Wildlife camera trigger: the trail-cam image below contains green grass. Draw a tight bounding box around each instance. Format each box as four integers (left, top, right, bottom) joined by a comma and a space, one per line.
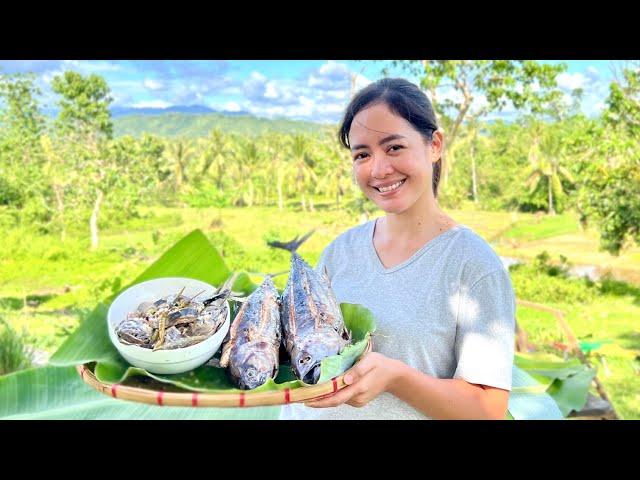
2, 205, 639, 418
503, 212, 581, 242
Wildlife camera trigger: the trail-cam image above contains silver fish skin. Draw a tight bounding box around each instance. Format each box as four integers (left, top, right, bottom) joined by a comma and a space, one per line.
219, 276, 282, 390
270, 233, 351, 385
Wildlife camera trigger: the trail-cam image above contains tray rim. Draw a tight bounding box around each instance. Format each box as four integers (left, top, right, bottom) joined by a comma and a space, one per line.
77, 337, 372, 408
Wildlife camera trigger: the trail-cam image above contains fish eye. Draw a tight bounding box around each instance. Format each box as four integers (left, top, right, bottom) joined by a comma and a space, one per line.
300, 355, 311, 364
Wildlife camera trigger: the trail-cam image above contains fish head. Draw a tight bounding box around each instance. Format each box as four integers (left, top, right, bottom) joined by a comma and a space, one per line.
116, 319, 152, 345
228, 341, 278, 390
291, 333, 345, 384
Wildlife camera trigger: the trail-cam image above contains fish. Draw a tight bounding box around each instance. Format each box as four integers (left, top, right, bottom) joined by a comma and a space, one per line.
268, 231, 351, 385
219, 276, 282, 390
115, 276, 237, 351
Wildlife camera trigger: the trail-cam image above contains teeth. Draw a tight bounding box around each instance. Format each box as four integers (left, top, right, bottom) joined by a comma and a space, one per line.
378, 180, 404, 192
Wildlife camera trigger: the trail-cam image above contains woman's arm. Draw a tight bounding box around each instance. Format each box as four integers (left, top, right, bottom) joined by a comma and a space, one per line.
305, 352, 509, 419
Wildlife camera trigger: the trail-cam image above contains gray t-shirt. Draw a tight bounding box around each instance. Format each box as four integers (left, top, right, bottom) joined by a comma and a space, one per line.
279, 219, 516, 420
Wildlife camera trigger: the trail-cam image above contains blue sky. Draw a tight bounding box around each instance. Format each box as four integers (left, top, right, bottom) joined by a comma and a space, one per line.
0, 60, 622, 124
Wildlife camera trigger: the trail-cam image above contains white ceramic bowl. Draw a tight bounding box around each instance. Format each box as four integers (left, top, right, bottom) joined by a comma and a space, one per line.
107, 277, 230, 374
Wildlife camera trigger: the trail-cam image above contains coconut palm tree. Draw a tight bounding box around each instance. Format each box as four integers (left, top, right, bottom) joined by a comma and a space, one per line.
233, 138, 261, 207
289, 134, 317, 211
316, 130, 352, 208
163, 138, 196, 192
525, 125, 575, 215
201, 128, 230, 189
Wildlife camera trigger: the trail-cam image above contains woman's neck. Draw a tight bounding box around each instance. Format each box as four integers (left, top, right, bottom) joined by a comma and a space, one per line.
379, 192, 455, 244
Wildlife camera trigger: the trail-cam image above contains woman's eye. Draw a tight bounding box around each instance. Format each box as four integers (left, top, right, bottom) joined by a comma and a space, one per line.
389, 144, 404, 152
353, 152, 368, 161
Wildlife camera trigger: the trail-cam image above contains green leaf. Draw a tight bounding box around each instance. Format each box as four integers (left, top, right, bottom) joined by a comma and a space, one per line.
50, 229, 255, 367
508, 365, 564, 420
341, 302, 377, 341
578, 339, 613, 354
49, 230, 377, 395
546, 367, 597, 417
0, 366, 279, 420
514, 354, 585, 380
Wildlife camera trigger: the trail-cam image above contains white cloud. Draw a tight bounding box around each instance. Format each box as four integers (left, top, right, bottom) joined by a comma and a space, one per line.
557, 72, 587, 91
264, 82, 279, 99
586, 66, 600, 78
299, 96, 315, 108
316, 102, 345, 115
308, 61, 350, 89
42, 70, 65, 84
469, 93, 489, 115
62, 60, 122, 73
436, 86, 464, 104
131, 100, 172, 109
143, 78, 164, 90
352, 72, 372, 92
324, 90, 348, 100
319, 60, 348, 77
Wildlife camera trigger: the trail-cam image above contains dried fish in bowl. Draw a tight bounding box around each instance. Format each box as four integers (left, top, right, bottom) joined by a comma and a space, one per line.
115, 274, 243, 351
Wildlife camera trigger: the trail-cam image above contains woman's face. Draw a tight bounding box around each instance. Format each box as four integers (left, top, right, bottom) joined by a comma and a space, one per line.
349, 102, 441, 215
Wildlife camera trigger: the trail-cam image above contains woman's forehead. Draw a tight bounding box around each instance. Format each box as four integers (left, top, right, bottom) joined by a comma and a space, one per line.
349, 103, 414, 143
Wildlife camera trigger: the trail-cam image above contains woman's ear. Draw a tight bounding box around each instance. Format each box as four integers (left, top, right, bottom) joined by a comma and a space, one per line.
430, 129, 444, 163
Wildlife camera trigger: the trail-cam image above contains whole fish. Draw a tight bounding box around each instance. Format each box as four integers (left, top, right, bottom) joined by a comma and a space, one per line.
220, 276, 282, 390
268, 232, 351, 384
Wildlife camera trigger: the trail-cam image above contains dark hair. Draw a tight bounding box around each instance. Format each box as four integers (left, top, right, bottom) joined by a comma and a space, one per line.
338, 77, 442, 197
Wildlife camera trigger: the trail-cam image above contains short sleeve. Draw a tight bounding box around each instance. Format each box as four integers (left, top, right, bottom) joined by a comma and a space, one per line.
453, 269, 516, 391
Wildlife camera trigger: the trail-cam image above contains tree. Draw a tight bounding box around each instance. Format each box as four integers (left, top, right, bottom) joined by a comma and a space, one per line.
604, 62, 640, 137
0, 72, 44, 157
51, 71, 113, 250
200, 128, 229, 188
289, 134, 317, 211
261, 132, 290, 210
316, 128, 352, 208
576, 64, 640, 254
163, 139, 196, 192
52, 71, 113, 142
0, 73, 49, 230
394, 61, 567, 182
525, 122, 575, 215
232, 138, 261, 207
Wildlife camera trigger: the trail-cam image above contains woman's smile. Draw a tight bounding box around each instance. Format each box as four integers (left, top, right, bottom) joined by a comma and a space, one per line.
371, 178, 407, 196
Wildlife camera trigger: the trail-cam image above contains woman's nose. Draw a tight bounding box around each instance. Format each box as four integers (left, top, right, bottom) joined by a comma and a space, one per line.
370, 152, 394, 178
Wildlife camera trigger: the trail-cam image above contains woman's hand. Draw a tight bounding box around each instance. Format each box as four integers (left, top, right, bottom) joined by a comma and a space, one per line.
304, 352, 405, 408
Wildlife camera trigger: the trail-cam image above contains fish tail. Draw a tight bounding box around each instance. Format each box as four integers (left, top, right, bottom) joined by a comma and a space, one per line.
267, 230, 315, 253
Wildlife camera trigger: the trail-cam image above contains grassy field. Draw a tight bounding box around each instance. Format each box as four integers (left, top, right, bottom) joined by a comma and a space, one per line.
1, 205, 639, 418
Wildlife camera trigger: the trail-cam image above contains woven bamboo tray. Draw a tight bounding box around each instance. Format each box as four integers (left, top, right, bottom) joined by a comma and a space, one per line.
77, 338, 372, 408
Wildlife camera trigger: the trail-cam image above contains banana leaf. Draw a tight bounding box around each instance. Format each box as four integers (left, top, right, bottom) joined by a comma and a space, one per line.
8, 228, 578, 419
49, 229, 375, 394
546, 367, 597, 417
0, 365, 279, 420
514, 353, 597, 418
508, 365, 564, 419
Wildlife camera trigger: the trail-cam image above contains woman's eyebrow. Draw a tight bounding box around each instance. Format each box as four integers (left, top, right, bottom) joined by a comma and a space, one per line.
351, 134, 407, 151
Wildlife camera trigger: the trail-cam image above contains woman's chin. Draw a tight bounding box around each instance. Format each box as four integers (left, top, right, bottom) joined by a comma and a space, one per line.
371, 198, 411, 215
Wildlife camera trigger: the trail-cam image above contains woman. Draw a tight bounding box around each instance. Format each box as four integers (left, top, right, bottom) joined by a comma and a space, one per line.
281, 78, 515, 420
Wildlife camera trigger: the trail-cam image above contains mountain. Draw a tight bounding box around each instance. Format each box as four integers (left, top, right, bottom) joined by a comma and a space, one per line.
110, 105, 230, 117
39, 104, 329, 137
41, 104, 249, 118
112, 112, 328, 137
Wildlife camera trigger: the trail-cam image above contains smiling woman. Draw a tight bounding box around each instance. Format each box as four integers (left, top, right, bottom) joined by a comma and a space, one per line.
280, 78, 516, 420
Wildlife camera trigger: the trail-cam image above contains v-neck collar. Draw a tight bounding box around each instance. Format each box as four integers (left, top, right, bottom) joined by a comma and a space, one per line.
367, 217, 464, 274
